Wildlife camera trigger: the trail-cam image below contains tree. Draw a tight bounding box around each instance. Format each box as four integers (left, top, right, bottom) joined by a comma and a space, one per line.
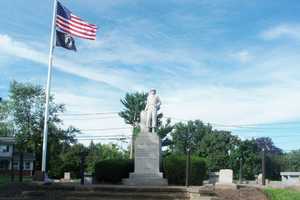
119, 92, 147, 158
119, 92, 148, 127
0, 98, 15, 136
282, 150, 300, 171
85, 142, 129, 174
199, 130, 239, 172
255, 137, 282, 155
171, 120, 210, 155
170, 120, 240, 172
57, 144, 88, 178
230, 139, 261, 180
157, 118, 173, 150
0, 81, 78, 176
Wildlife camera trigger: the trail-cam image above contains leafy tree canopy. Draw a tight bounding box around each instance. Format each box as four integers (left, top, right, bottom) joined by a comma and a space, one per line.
0, 81, 78, 172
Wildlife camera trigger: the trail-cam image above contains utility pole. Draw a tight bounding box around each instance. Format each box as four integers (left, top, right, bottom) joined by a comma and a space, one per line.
185, 124, 192, 187
262, 148, 266, 186
80, 152, 85, 185
239, 157, 242, 184
185, 147, 190, 187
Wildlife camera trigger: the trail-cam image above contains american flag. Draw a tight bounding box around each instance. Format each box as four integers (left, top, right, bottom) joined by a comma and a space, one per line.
56, 1, 97, 40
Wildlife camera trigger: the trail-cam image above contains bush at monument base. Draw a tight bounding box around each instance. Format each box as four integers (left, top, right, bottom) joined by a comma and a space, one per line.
163, 155, 208, 185
95, 159, 134, 184
94, 156, 207, 185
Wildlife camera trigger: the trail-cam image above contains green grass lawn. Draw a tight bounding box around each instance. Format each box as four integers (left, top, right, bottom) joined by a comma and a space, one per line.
0, 175, 10, 185
0, 175, 32, 186
264, 188, 300, 200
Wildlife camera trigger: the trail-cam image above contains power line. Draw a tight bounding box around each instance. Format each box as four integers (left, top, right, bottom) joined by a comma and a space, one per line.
76, 134, 130, 138
59, 111, 119, 116
58, 112, 299, 130
63, 116, 120, 121
80, 127, 130, 132
77, 137, 129, 141
164, 116, 300, 130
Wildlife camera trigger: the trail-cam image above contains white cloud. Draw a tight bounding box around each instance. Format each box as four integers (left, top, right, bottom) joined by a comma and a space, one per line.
0, 34, 139, 91
2, 26, 300, 141
163, 84, 300, 126
261, 24, 300, 40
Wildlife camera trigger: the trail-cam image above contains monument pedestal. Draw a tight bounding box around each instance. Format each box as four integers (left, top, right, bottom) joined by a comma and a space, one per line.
123, 130, 167, 186
215, 169, 237, 189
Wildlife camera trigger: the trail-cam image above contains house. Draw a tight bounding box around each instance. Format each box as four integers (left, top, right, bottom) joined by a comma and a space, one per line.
0, 137, 35, 176
280, 172, 300, 185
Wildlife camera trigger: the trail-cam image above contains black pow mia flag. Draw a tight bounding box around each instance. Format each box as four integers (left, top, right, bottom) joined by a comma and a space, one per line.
56, 30, 77, 51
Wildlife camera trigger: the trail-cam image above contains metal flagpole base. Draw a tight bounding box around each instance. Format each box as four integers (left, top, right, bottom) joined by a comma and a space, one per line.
43, 172, 52, 185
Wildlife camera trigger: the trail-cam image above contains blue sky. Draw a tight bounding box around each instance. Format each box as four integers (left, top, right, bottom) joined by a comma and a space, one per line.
0, 0, 300, 151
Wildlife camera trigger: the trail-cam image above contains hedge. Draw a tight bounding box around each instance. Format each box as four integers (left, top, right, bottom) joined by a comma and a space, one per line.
94, 159, 134, 184
94, 155, 207, 185
163, 154, 207, 185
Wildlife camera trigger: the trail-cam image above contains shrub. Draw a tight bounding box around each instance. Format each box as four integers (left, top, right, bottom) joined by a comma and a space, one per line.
164, 154, 207, 185
94, 159, 133, 184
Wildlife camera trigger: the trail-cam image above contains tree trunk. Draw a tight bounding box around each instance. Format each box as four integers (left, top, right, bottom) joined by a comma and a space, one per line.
19, 152, 23, 182
10, 144, 15, 182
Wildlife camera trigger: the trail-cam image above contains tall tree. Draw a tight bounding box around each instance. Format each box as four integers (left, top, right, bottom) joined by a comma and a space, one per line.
119, 92, 148, 127
171, 120, 212, 155
85, 142, 129, 174
282, 150, 300, 171
0, 81, 78, 174
255, 137, 282, 155
171, 120, 240, 172
0, 98, 14, 136
119, 92, 148, 158
230, 139, 261, 180
199, 130, 239, 171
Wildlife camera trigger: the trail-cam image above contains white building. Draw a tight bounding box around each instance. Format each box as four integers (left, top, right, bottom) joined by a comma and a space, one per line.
280, 172, 300, 185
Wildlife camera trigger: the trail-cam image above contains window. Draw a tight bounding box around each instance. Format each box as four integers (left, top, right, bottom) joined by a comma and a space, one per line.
25, 161, 31, 170
0, 160, 9, 170
13, 161, 18, 170
0, 145, 9, 153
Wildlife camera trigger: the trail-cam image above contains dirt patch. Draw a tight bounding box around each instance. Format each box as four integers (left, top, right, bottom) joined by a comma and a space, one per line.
215, 187, 269, 200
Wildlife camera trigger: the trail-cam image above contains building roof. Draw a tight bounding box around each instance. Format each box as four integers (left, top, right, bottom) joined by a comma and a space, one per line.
0, 137, 15, 144
281, 172, 300, 176
13, 153, 35, 161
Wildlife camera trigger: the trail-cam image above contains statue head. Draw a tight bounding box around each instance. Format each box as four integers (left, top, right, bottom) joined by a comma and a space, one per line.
149, 88, 156, 95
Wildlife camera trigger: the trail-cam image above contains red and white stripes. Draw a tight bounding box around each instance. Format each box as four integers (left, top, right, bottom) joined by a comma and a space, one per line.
56, 14, 97, 40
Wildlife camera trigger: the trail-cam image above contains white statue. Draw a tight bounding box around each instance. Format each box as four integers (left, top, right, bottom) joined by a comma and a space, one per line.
144, 89, 161, 132
139, 110, 148, 133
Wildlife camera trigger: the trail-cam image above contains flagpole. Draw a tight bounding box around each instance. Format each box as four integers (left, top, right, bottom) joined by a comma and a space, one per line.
41, 0, 57, 180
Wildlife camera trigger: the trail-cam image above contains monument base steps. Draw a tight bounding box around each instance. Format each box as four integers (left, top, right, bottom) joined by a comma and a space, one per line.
215, 183, 237, 189
123, 173, 167, 186
2, 184, 192, 200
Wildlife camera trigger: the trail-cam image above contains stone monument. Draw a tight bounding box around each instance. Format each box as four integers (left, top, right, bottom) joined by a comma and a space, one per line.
216, 169, 236, 189
123, 89, 167, 186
